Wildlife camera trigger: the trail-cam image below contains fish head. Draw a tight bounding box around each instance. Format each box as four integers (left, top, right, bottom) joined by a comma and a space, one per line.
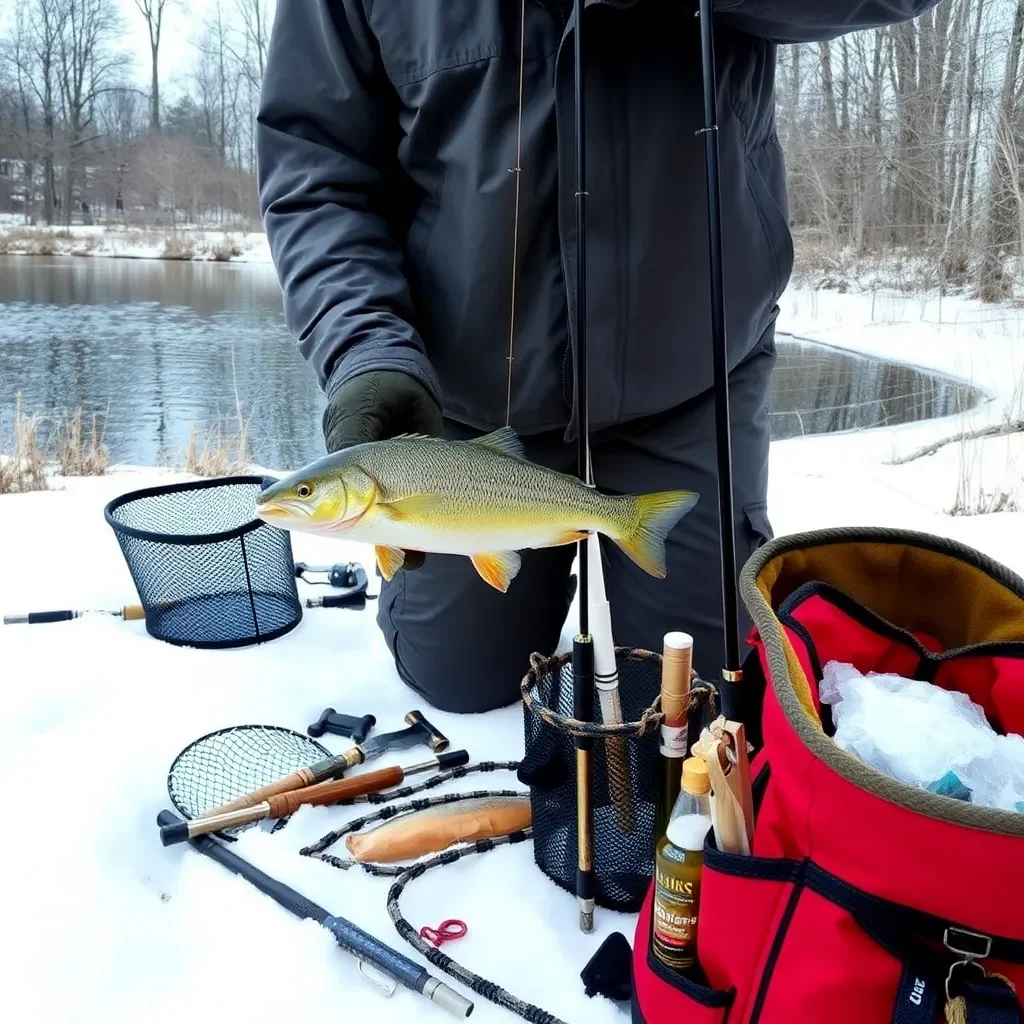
255, 452, 377, 533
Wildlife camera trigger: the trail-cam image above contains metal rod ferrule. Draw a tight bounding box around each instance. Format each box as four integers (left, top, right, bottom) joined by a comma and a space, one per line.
423, 978, 475, 1019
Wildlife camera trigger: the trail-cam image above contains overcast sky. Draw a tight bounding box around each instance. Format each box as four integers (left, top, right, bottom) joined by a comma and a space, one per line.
113, 0, 278, 95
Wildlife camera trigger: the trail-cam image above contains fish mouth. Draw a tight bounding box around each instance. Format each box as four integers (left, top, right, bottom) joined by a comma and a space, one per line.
255, 497, 316, 520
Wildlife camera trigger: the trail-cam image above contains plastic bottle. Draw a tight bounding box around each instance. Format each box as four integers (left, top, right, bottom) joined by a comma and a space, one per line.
651, 755, 712, 974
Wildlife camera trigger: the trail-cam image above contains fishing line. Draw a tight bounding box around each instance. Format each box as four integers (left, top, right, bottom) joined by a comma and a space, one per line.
505, 0, 528, 429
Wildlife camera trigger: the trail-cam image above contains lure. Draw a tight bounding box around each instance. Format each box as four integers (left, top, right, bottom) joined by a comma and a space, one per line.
344, 793, 532, 864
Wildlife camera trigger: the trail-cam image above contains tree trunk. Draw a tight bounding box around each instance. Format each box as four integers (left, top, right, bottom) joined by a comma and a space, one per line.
151, 40, 160, 131
978, 0, 1024, 298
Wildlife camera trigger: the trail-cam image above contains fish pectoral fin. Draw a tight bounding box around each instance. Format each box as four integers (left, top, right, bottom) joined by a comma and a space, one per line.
375, 545, 406, 580
377, 493, 441, 520
468, 425, 526, 459
470, 551, 522, 593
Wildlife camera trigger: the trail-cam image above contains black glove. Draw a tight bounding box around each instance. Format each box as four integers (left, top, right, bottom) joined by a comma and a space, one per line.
322, 370, 443, 571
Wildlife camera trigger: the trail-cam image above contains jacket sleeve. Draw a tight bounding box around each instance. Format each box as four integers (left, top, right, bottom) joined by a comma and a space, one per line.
255, 0, 441, 406
712, 0, 941, 44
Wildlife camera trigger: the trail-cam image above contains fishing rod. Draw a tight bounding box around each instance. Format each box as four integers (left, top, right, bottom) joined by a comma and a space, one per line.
697, 0, 742, 688
156, 809, 474, 1018
571, 0, 596, 935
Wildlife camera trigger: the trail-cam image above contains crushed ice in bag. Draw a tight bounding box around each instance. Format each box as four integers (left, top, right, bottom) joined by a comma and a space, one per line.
819, 661, 1024, 812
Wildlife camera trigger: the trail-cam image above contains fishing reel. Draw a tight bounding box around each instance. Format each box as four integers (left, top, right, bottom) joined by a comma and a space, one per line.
294, 561, 373, 609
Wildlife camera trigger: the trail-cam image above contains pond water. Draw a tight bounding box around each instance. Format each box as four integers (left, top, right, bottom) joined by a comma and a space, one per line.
0, 256, 984, 471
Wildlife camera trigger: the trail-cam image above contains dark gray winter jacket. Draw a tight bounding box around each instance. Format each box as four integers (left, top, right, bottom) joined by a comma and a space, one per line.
256, 0, 938, 436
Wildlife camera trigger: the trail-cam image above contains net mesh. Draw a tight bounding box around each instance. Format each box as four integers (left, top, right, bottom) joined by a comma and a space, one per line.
167, 724, 330, 824
520, 649, 662, 913
105, 478, 302, 648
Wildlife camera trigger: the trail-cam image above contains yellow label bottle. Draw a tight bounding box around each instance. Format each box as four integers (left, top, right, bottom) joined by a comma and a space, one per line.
651, 756, 712, 974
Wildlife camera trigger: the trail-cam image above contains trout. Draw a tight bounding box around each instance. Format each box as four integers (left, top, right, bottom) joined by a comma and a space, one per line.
255, 427, 698, 593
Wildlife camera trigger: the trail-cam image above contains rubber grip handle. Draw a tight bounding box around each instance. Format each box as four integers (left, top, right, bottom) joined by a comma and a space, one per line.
203, 766, 317, 816
156, 810, 331, 923
266, 765, 404, 817
437, 750, 471, 770
28, 610, 75, 623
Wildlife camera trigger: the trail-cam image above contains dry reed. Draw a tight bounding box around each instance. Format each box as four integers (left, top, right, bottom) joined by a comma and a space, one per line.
0, 393, 49, 494
183, 411, 250, 477
56, 407, 110, 476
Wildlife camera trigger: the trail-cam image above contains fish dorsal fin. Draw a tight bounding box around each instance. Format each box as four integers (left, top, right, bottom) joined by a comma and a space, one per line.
469, 426, 526, 459
388, 432, 438, 443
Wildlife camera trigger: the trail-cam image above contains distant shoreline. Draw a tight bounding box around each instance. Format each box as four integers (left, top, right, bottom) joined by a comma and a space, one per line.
0, 224, 273, 265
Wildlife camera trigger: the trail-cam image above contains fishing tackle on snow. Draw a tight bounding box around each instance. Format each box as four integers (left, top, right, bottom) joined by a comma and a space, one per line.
255, 427, 697, 593
307, 708, 376, 742
159, 750, 471, 846
156, 809, 474, 1018
295, 559, 373, 609
196, 710, 452, 818
166, 723, 333, 834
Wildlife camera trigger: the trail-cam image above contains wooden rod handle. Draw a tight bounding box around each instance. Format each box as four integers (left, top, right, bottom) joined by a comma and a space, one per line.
267, 765, 405, 818
205, 767, 317, 816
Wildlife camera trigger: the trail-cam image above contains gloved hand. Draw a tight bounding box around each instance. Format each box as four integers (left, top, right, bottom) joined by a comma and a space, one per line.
322, 369, 444, 571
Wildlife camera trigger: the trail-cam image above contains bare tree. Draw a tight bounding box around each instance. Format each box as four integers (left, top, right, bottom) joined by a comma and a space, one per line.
14, 0, 68, 224
978, 0, 1024, 299
55, 0, 130, 225
133, 0, 178, 133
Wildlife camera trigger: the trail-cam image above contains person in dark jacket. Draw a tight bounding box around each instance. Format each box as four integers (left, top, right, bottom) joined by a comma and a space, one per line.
256, 0, 939, 714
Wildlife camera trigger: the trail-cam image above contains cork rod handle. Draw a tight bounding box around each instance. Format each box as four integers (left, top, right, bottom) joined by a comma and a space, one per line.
266, 765, 405, 818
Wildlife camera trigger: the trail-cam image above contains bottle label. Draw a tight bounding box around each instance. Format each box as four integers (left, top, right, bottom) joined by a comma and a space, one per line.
651, 856, 701, 971
659, 723, 687, 759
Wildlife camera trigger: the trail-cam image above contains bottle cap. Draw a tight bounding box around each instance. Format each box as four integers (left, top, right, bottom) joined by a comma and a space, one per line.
681, 756, 711, 795
663, 631, 693, 651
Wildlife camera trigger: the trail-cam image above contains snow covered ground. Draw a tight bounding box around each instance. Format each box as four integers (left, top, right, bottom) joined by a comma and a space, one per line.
0, 223, 271, 263
2, 282, 1024, 1023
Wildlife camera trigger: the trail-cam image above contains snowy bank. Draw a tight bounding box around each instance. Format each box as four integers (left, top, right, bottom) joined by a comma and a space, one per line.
0, 224, 272, 264
4, 428, 1024, 1023
3, 287, 1024, 1023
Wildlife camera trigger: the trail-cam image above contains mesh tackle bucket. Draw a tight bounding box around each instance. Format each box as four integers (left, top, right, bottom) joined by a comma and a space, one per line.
104, 475, 302, 649
519, 646, 717, 914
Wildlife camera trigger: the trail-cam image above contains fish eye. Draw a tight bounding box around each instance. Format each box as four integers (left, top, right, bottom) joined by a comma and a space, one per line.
296, 482, 314, 498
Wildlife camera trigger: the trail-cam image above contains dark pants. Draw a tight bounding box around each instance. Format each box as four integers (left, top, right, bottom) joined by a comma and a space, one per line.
376, 329, 776, 713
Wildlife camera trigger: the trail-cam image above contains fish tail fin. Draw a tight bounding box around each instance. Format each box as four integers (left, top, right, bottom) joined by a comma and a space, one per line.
611, 489, 699, 578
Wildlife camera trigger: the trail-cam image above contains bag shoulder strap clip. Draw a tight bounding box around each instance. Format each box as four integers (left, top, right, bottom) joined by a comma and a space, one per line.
945, 927, 994, 1003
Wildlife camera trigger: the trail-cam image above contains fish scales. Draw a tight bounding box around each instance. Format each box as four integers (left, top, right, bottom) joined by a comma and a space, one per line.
255, 427, 699, 591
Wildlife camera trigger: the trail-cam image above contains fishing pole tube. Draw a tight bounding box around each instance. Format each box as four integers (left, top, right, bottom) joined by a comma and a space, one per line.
697, 0, 742, 682
156, 810, 473, 1018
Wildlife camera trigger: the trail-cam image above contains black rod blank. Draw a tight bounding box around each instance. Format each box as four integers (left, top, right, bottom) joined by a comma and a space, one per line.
697, 0, 741, 678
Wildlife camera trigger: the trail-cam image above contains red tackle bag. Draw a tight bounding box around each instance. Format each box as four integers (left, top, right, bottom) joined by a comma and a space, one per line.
632, 527, 1024, 1024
